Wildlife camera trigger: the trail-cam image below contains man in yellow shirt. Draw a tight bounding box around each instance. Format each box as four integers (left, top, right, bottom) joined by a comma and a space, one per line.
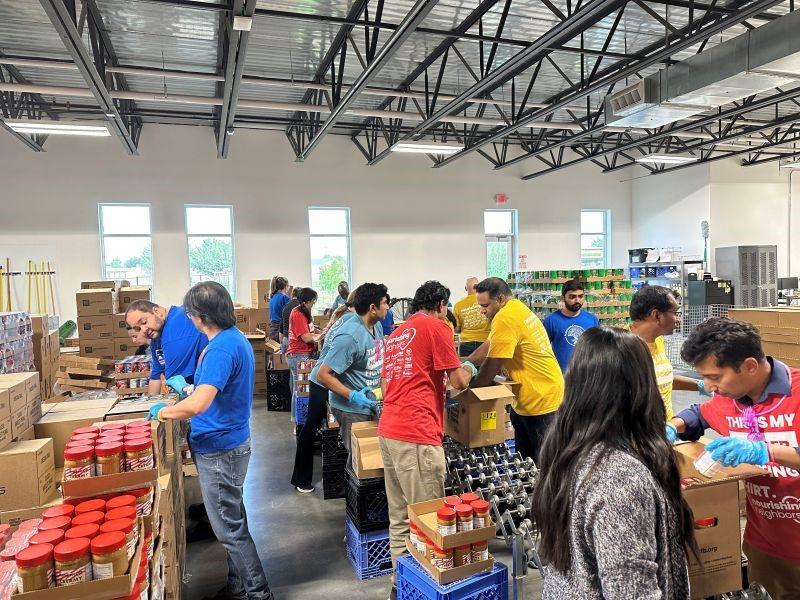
453, 277, 492, 358
467, 277, 564, 464
629, 285, 710, 419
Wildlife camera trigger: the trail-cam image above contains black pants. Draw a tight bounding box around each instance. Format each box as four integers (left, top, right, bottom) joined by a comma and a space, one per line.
510, 409, 556, 466
290, 381, 328, 488
458, 340, 483, 358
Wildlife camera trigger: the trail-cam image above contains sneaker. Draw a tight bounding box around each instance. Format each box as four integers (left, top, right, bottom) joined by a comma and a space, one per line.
295, 484, 315, 494
387, 585, 397, 600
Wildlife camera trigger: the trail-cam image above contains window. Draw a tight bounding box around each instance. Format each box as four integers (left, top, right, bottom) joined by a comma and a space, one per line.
580, 209, 611, 268
98, 204, 153, 286
185, 205, 235, 294
308, 207, 351, 309
484, 209, 517, 278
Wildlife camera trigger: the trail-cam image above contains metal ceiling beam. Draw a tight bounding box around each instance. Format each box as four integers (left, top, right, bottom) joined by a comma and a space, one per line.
215, 0, 256, 158
365, 0, 628, 166
295, 0, 438, 161
0, 56, 60, 152
37, 0, 137, 154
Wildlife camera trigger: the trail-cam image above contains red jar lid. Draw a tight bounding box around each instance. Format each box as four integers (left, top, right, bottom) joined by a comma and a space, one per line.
455, 504, 473, 517
15, 543, 53, 568
73, 426, 100, 436
100, 422, 126, 431
72, 511, 105, 527
17, 519, 42, 531
124, 431, 152, 442
97, 435, 124, 445
124, 438, 153, 452
70, 433, 98, 442
125, 420, 149, 430
65, 524, 100, 541
91, 531, 126, 554
54, 538, 91, 562
443, 496, 462, 508
75, 499, 106, 515
129, 487, 152, 500
42, 504, 75, 520
100, 518, 134, 535
0, 540, 28, 560
472, 539, 488, 548
457, 544, 472, 550
695, 517, 717, 528
106, 495, 136, 511
105, 507, 136, 522
64, 445, 94, 461
460, 492, 479, 504
436, 507, 456, 520
95, 442, 124, 457
30, 529, 64, 546
470, 499, 490, 513
39, 516, 72, 532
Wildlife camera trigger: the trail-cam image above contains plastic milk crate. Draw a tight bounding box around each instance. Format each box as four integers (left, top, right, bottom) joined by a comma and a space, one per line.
322, 428, 348, 465
323, 460, 347, 500
345, 515, 393, 580
396, 555, 508, 600
345, 467, 389, 533
294, 395, 309, 425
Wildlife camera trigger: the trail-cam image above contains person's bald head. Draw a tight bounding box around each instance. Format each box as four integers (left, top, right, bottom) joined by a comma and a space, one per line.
466, 277, 479, 294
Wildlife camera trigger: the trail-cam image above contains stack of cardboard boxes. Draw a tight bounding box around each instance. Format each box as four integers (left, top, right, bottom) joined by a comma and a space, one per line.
730, 307, 800, 367
29, 314, 60, 401
250, 279, 271, 309
76, 283, 151, 360
55, 355, 115, 393
0, 311, 34, 375
247, 335, 268, 395
234, 307, 270, 335
0, 371, 42, 446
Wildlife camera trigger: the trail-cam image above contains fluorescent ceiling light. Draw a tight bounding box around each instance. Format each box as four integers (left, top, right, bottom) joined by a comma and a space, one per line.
779, 159, 800, 169
635, 153, 700, 165
3, 120, 111, 137
391, 142, 464, 155
233, 16, 252, 31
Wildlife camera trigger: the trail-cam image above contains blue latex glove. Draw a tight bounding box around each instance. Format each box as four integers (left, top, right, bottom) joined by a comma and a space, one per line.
349, 387, 378, 413
147, 402, 168, 422
706, 436, 769, 467
461, 361, 478, 379
665, 423, 678, 444
165, 375, 190, 399
697, 380, 713, 397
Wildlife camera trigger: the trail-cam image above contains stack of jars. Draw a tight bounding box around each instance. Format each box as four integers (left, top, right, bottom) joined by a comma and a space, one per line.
63, 421, 155, 481
0, 491, 155, 593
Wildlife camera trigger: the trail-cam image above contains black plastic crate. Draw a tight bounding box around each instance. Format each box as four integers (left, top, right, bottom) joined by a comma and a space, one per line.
322, 428, 348, 466
345, 467, 389, 533
266, 370, 291, 412
322, 461, 347, 500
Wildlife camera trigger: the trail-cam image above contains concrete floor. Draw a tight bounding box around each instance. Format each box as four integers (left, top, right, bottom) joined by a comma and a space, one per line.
185, 389, 704, 600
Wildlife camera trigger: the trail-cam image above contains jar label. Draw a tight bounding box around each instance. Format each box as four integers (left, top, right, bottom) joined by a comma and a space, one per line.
455, 551, 472, 567
457, 520, 473, 532
56, 562, 92, 586
64, 464, 94, 480
136, 496, 153, 516
126, 453, 154, 472
409, 532, 418, 547
16, 568, 55, 592
472, 548, 489, 562
92, 560, 116, 580
433, 556, 453, 570
474, 517, 485, 528
437, 524, 456, 536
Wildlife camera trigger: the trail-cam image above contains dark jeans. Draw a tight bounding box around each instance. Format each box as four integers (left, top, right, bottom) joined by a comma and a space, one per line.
458, 341, 483, 358
510, 409, 556, 466
194, 441, 273, 600
291, 381, 329, 488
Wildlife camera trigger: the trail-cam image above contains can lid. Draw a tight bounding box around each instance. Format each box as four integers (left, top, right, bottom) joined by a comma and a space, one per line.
65, 524, 100, 540
73, 426, 100, 436
695, 517, 717, 528
124, 438, 153, 452
91, 531, 126, 554
17, 518, 42, 531
41, 504, 75, 520
95, 442, 124, 457
54, 538, 91, 561
64, 445, 94, 460
443, 495, 462, 508
15, 543, 53, 568
29, 529, 65, 546
100, 518, 134, 535
460, 492, 479, 503
455, 504, 473, 517
75, 499, 106, 515
436, 507, 456, 520
106, 495, 136, 510
106, 506, 137, 522
72, 511, 105, 527
470, 499, 490, 513
39, 516, 72, 532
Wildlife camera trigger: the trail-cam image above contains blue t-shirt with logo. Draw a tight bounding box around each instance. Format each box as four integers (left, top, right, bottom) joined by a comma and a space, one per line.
269, 292, 290, 324
310, 312, 358, 386
149, 306, 208, 384
190, 327, 254, 454
543, 309, 600, 373
323, 317, 385, 416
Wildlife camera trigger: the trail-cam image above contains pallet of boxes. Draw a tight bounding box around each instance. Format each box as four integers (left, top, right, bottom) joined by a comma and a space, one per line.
730, 307, 800, 368
233, 305, 270, 398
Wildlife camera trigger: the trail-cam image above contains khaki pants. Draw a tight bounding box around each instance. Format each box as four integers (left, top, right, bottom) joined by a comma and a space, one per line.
379, 436, 446, 584
744, 540, 800, 600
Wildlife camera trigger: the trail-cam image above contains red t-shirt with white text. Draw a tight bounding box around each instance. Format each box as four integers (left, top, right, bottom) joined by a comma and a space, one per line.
378, 313, 462, 446
700, 365, 800, 563
287, 307, 315, 355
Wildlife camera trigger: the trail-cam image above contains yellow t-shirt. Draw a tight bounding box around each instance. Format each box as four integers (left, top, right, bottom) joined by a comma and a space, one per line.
648, 336, 674, 419
487, 299, 564, 416
453, 294, 492, 343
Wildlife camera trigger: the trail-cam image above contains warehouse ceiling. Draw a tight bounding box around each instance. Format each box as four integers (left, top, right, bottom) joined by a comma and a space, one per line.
1, 0, 800, 177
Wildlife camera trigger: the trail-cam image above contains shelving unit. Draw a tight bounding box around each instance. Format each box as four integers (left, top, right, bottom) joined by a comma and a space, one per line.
628, 260, 705, 304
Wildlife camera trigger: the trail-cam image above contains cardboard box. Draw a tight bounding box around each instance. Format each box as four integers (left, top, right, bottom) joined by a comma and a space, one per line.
0, 377, 26, 414
762, 341, 800, 360
234, 308, 250, 333
408, 497, 494, 551
0, 439, 56, 511
76, 289, 116, 316
111, 313, 131, 339
0, 418, 11, 452
250, 308, 270, 334
0, 390, 9, 420
10, 406, 29, 439
118, 287, 151, 313
405, 538, 493, 585
264, 338, 281, 354
29, 314, 50, 337
313, 315, 329, 329
34, 406, 112, 466
81, 280, 116, 290
251, 280, 271, 309
79, 338, 115, 360
0, 496, 61, 528
114, 340, 137, 359
27, 399, 42, 427
269, 353, 289, 371
77, 314, 115, 339
674, 442, 765, 598
350, 421, 383, 479
445, 385, 515, 448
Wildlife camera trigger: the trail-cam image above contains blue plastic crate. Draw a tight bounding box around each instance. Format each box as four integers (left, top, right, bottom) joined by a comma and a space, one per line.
396, 554, 508, 600
505, 439, 515, 455
345, 515, 393, 580
294, 395, 309, 425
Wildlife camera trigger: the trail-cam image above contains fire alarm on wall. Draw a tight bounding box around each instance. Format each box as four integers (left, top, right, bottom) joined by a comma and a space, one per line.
494, 193, 508, 207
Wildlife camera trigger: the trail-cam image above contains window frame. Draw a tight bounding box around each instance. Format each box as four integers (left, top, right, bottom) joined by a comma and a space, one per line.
484, 208, 518, 278
308, 207, 352, 305
98, 202, 154, 287
580, 209, 611, 269
184, 204, 237, 296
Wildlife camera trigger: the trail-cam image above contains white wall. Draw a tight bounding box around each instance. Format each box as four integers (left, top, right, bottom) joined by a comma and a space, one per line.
0, 125, 633, 322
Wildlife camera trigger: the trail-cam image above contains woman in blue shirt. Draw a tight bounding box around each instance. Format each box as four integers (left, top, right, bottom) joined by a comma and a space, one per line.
149, 282, 273, 600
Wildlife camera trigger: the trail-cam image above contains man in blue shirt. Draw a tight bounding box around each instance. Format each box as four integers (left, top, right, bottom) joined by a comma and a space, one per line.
125, 300, 208, 396
316, 283, 389, 454
327, 280, 349, 315
149, 282, 273, 600
543, 279, 600, 373
268, 276, 290, 341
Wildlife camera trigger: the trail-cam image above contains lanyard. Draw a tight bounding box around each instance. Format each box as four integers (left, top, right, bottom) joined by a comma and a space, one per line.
731, 362, 792, 441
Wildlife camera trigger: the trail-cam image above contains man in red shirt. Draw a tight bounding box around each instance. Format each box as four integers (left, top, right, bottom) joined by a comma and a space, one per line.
669, 317, 800, 599
378, 281, 474, 594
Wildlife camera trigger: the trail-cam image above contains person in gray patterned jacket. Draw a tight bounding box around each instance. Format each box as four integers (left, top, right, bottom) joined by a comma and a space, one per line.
533, 326, 697, 599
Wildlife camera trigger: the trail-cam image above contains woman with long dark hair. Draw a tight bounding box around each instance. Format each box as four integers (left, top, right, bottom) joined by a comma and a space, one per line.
533, 326, 696, 599
286, 287, 321, 424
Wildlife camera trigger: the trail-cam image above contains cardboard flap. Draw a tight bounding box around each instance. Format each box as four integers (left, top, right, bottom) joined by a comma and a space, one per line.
675, 442, 766, 489
455, 384, 515, 402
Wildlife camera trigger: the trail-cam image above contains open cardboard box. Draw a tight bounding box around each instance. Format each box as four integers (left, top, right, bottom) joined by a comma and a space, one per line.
350, 421, 383, 479
405, 537, 493, 586
408, 498, 494, 551
446, 384, 515, 448
674, 441, 765, 599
